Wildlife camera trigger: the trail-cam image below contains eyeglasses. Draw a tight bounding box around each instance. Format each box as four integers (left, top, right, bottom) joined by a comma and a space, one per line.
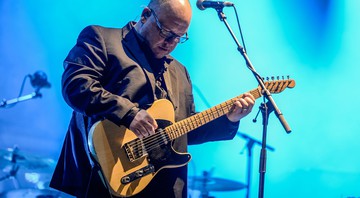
150, 9, 189, 44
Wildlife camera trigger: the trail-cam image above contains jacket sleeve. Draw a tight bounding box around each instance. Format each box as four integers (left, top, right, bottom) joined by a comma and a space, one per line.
61, 25, 137, 126
187, 115, 240, 145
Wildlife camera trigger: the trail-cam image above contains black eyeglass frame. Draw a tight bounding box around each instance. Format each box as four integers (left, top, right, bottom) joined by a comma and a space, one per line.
149, 8, 189, 44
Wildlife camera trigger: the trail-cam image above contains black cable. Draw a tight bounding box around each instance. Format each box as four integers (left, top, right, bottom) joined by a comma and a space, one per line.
1, 75, 30, 108
232, 6, 247, 53
18, 75, 30, 97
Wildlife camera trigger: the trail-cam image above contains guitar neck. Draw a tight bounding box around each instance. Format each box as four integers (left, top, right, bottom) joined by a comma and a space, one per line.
164, 78, 296, 140
165, 87, 262, 140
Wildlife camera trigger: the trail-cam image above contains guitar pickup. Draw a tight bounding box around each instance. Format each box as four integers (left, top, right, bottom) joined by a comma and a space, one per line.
121, 164, 155, 184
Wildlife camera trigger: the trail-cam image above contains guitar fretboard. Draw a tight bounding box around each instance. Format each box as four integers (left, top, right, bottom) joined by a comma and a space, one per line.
165, 88, 262, 140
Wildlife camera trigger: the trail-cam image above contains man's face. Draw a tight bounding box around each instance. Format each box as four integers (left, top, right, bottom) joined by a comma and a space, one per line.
138, 6, 191, 59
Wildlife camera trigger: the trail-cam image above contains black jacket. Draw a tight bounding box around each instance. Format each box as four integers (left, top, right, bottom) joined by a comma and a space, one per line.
50, 23, 239, 198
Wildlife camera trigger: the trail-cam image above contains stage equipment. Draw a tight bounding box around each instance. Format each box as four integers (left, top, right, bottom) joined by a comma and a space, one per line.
197, 3, 295, 198
0, 147, 72, 197
0, 70, 51, 108
188, 170, 246, 198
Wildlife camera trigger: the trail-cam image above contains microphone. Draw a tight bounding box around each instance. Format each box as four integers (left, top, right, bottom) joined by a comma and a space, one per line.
196, 0, 234, 11
29, 71, 51, 91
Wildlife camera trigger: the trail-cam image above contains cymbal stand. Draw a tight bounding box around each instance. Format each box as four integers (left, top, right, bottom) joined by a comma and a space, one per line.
238, 132, 275, 198
0, 148, 21, 189
0, 163, 20, 186
199, 171, 215, 198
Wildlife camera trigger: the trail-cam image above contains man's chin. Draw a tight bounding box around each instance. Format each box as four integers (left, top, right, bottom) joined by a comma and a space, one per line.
154, 52, 167, 59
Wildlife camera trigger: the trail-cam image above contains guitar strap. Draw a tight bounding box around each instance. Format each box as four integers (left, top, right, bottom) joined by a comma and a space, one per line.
87, 154, 117, 198
155, 72, 168, 100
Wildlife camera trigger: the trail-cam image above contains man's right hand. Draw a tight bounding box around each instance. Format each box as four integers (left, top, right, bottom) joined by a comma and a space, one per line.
129, 110, 158, 139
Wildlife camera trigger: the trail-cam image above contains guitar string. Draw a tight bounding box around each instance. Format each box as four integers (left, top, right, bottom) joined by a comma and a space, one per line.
126, 91, 263, 156
125, 86, 270, 157
127, 97, 245, 154
126, 105, 232, 157
134, 86, 264, 152
127, 108, 225, 157
127, 103, 231, 149
126, 84, 289, 158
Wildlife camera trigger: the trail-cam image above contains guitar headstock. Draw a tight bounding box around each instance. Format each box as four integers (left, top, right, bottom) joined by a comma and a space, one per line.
262, 76, 295, 94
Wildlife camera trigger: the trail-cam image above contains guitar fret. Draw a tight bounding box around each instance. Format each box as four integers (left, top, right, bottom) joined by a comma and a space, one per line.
181, 121, 187, 136
202, 111, 207, 122
189, 116, 196, 130
175, 122, 181, 138
251, 89, 260, 99
168, 126, 175, 140
187, 120, 193, 131
178, 121, 186, 137
218, 103, 224, 115
179, 122, 184, 137
205, 110, 211, 122
195, 113, 201, 126
213, 106, 217, 118
192, 114, 198, 126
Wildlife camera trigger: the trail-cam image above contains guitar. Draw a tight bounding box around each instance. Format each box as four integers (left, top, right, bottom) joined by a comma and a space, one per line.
88, 79, 295, 197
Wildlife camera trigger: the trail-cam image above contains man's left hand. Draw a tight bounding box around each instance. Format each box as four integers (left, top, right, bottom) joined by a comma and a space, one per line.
226, 92, 255, 122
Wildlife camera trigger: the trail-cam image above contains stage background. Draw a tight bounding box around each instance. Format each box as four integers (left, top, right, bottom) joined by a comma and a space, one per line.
1, 0, 359, 197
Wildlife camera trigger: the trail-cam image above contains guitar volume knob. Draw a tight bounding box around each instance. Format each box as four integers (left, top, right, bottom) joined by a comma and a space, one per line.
121, 176, 131, 184
135, 170, 144, 177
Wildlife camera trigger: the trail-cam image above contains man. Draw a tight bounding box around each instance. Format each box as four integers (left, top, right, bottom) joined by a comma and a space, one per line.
50, 0, 255, 197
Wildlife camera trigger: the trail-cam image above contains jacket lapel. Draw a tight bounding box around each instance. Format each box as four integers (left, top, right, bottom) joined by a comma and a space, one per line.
163, 59, 178, 110
121, 23, 156, 100
121, 22, 177, 109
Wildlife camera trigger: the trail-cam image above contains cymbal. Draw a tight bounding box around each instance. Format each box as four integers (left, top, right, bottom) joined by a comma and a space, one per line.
188, 176, 246, 192
0, 147, 55, 170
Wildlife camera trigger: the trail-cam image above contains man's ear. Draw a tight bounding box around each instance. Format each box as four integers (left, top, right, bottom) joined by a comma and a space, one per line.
141, 8, 151, 23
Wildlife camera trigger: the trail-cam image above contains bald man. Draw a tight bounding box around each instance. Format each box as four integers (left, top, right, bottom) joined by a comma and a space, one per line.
50, 0, 254, 197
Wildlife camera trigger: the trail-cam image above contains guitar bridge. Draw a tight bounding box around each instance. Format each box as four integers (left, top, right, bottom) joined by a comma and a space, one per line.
124, 139, 147, 162
121, 164, 155, 184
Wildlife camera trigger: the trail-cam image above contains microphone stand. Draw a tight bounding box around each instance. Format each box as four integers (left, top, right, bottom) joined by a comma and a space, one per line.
213, 7, 292, 198
0, 90, 42, 108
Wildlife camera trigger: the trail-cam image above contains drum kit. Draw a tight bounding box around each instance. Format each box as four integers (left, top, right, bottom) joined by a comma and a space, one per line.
188, 170, 247, 198
0, 146, 73, 198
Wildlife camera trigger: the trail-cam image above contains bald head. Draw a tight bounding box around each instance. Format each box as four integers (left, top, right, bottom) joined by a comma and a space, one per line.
134, 0, 192, 58
148, 0, 192, 26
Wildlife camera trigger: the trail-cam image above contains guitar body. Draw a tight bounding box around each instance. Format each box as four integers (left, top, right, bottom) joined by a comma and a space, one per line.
88, 99, 191, 197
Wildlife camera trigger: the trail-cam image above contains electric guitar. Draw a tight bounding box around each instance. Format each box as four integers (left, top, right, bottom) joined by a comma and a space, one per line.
88, 78, 295, 197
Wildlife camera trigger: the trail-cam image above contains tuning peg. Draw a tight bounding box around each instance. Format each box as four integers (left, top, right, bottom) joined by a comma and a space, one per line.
287, 75, 290, 79
266, 77, 269, 81
271, 76, 275, 80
